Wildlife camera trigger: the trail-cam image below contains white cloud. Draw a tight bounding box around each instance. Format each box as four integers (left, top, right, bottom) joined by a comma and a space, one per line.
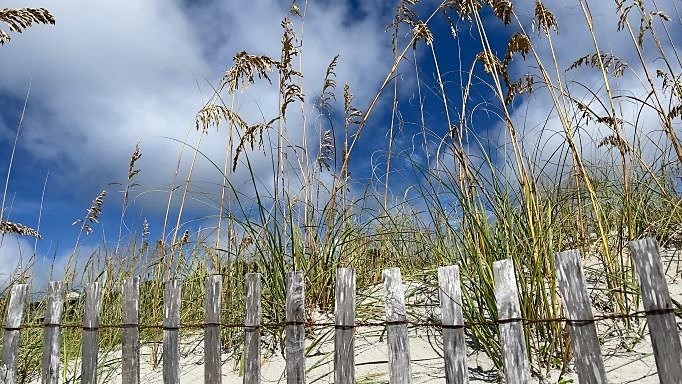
0, 0, 395, 224
0, 235, 35, 287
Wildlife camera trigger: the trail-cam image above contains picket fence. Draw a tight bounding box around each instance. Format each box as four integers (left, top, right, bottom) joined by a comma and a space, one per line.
0, 237, 681, 384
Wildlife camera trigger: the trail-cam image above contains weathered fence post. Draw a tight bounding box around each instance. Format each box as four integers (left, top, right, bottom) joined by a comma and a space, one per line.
334, 268, 355, 384
493, 259, 530, 384
122, 277, 140, 384
285, 271, 305, 384
629, 238, 682, 382
81, 282, 102, 384
204, 275, 222, 384
383, 267, 411, 384
438, 266, 468, 384
41, 281, 64, 384
554, 250, 607, 384
163, 279, 181, 384
1, 283, 28, 384
243, 273, 261, 384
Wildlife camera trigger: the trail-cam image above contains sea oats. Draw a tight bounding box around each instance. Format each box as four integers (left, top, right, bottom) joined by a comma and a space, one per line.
317, 55, 339, 112
598, 134, 630, 154
318, 129, 335, 172
343, 84, 362, 128
412, 22, 434, 48
568, 52, 628, 78
533, 1, 558, 35
73, 190, 107, 235
195, 104, 249, 134
278, 18, 304, 118
0, 7, 55, 45
490, 0, 513, 25
442, 0, 482, 20
222, 51, 278, 94
127, 144, 142, 181
0, 220, 41, 238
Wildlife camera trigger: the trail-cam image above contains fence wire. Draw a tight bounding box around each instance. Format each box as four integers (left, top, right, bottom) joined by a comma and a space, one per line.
7, 307, 681, 332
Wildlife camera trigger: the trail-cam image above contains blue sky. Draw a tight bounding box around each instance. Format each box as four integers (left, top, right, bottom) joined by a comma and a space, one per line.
1, 0, 680, 284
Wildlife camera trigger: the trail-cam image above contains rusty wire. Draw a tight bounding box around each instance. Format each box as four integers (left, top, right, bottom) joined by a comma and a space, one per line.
7, 307, 680, 332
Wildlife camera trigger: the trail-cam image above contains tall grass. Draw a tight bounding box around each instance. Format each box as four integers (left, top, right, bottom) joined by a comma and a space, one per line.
1, 0, 682, 382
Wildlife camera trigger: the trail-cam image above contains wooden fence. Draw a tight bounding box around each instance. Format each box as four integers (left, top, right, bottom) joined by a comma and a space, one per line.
1, 237, 681, 384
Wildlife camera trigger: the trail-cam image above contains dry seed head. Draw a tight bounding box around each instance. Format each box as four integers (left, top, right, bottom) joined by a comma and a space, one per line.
390, 0, 420, 31
0, 220, 41, 239
490, 0, 513, 25
87, 190, 107, 224
289, 1, 302, 17
233, 117, 279, 171
475, 51, 503, 74
343, 84, 362, 127
195, 104, 248, 134
0, 7, 55, 45
505, 33, 531, 62
279, 18, 300, 79
278, 18, 304, 118
505, 75, 534, 105
179, 230, 190, 245
73, 190, 107, 235
568, 52, 627, 78
239, 235, 253, 249
343, 84, 353, 114
223, 51, 278, 93
127, 143, 142, 181
596, 115, 624, 131
142, 218, 150, 239
533, 1, 558, 34
656, 70, 682, 97
318, 129, 335, 171
442, 0, 482, 20
318, 55, 339, 112
412, 22, 434, 48
598, 135, 630, 154
669, 104, 682, 121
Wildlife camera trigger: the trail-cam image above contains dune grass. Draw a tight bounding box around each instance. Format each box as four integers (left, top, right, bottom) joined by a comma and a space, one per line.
1, 0, 682, 382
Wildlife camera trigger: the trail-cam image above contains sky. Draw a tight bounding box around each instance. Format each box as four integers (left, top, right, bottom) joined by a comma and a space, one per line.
0, 0, 680, 285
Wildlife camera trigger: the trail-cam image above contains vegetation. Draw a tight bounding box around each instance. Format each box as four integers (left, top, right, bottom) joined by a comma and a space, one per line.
1, 0, 681, 382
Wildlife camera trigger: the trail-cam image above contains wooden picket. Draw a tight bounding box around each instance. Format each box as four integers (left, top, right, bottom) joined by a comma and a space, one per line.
41, 281, 64, 384
629, 238, 682, 383
121, 277, 140, 384
0, 237, 680, 384
438, 265, 468, 384
493, 259, 530, 384
243, 273, 261, 384
204, 275, 222, 384
285, 271, 306, 384
555, 250, 607, 384
80, 282, 101, 384
163, 280, 181, 384
1, 284, 28, 384
334, 268, 355, 384
383, 267, 411, 384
